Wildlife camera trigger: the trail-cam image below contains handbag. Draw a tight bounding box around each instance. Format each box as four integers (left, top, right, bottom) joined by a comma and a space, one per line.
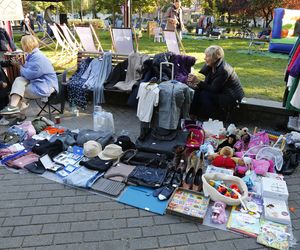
104, 162, 136, 182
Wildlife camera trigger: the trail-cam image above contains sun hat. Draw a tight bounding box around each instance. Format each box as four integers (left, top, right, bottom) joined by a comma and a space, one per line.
98, 144, 123, 160
83, 140, 102, 158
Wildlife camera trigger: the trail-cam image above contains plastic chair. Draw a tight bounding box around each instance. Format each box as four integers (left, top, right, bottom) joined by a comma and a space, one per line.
74, 24, 103, 52
153, 27, 163, 42
110, 27, 137, 55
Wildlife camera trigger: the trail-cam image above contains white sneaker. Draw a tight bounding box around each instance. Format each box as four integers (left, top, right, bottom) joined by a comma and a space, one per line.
0, 117, 9, 126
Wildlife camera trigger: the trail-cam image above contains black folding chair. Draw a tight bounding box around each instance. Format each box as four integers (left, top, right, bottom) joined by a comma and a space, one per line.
34, 73, 66, 119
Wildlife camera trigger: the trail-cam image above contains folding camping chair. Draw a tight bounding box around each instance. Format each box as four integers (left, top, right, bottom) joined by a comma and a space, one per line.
25, 23, 55, 50
163, 30, 185, 54
110, 27, 137, 55
49, 24, 76, 61
59, 24, 82, 52
74, 24, 103, 52
33, 73, 66, 120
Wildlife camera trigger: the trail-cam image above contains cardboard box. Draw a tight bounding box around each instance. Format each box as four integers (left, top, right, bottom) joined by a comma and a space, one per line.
263, 197, 291, 225
261, 177, 289, 201
166, 188, 210, 223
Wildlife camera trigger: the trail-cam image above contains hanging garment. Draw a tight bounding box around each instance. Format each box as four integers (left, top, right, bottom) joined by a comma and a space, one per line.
136, 82, 160, 123
104, 59, 128, 89
114, 52, 150, 91
289, 54, 300, 78
158, 81, 194, 130
67, 57, 92, 108
286, 76, 300, 112
0, 27, 16, 52
290, 78, 300, 109
170, 54, 196, 83
81, 52, 112, 104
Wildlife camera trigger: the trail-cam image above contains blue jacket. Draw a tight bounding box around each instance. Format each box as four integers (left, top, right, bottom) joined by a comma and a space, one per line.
20, 48, 58, 97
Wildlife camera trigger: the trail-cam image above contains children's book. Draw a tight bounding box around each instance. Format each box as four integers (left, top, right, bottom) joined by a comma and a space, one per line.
263, 197, 291, 225
256, 220, 289, 250
226, 206, 261, 237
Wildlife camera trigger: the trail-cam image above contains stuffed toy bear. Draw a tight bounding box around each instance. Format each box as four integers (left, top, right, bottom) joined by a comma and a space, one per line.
208, 146, 246, 169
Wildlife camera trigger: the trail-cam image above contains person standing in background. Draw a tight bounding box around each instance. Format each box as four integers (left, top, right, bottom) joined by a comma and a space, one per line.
36, 12, 44, 32
29, 12, 35, 31
165, 0, 184, 39
44, 5, 55, 36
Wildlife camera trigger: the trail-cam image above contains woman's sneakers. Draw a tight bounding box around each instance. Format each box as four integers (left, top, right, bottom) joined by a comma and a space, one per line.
0, 105, 20, 115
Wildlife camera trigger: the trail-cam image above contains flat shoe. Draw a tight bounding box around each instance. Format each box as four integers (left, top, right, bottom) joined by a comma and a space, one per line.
158, 185, 175, 201
0, 105, 20, 115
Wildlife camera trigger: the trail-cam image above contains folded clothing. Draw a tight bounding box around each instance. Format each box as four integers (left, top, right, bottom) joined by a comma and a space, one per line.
128, 165, 168, 188
6, 152, 40, 169
76, 129, 113, 148
32, 139, 64, 158
79, 157, 113, 172
63, 166, 103, 188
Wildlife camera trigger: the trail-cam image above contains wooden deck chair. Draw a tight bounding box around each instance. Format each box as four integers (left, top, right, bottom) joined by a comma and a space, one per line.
25, 23, 55, 50
110, 27, 137, 55
49, 24, 76, 62
59, 24, 82, 51
74, 24, 103, 52
163, 30, 185, 54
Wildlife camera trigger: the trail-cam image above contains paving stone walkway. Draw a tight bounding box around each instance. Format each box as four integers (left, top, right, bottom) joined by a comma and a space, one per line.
0, 104, 299, 249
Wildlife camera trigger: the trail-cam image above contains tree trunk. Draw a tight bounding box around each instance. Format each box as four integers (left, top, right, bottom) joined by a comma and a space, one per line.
227, 12, 231, 25
252, 16, 256, 27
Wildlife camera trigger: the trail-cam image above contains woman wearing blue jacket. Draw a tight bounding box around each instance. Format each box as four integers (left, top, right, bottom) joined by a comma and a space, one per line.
0, 35, 58, 115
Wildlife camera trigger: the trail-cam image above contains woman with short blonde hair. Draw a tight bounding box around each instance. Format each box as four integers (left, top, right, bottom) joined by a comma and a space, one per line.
0, 35, 58, 115
20, 35, 39, 53
187, 45, 244, 120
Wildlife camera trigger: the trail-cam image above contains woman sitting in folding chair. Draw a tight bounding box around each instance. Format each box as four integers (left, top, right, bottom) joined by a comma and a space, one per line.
0, 35, 58, 115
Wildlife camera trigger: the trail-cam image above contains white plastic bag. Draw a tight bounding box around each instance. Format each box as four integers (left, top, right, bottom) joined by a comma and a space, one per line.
93, 106, 115, 134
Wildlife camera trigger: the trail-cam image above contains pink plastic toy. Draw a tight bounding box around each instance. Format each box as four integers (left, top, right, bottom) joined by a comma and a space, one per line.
211, 201, 227, 224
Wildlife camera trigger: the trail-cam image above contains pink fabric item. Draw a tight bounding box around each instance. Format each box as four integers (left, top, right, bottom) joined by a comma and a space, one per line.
15, 121, 36, 139
6, 152, 40, 169
248, 131, 269, 149
0, 144, 25, 157
252, 159, 269, 175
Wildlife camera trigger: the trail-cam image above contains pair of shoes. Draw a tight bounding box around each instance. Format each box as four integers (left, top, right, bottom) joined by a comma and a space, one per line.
153, 185, 175, 201
0, 105, 20, 115
171, 146, 185, 169
0, 117, 9, 126
171, 169, 183, 188
182, 168, 203, 192
163, 170, 175, 186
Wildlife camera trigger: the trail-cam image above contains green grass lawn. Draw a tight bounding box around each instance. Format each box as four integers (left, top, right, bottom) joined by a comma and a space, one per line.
13, 30, 287, 101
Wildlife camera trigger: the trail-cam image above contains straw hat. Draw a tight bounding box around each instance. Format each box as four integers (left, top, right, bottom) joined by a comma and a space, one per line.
98, 144, 123, 160
83, 140, 102, 158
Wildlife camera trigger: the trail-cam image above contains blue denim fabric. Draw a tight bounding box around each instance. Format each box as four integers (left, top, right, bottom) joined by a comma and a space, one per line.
128, 165, 168, 188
